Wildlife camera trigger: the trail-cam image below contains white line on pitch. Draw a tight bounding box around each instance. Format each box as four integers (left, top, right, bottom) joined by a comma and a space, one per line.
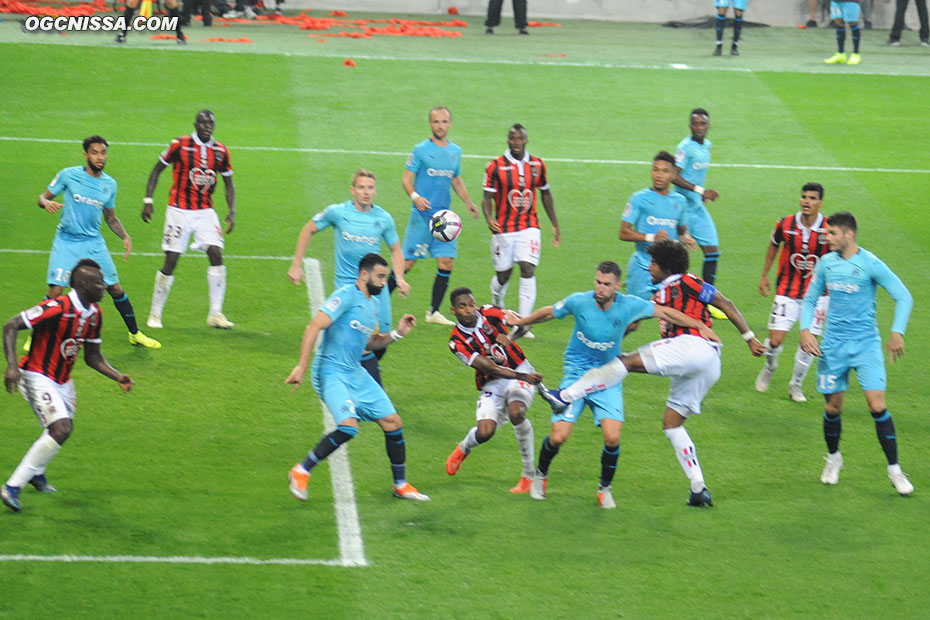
1, 136, 926, 174
0, 248, 291, 260
0, 554, 347, 566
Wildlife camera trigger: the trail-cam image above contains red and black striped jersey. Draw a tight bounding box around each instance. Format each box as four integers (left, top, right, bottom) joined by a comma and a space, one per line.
653, 273, 715, 339
482, 152, 549, 233
448, 305, 527, 390
159, 133, 233, 211
18, 290, 102, 384
770, 213, 829, 299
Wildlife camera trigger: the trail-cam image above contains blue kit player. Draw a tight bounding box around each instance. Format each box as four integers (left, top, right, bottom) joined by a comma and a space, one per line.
35, 136, 160, 350
714, 0, 748, 56
398, 106, 479, 326
287, 169, 410, 385
800, 212, 913, 495
285, 253, 429, 502
825, 1, 862, 65
506, 261, 716, 509
620, 151, 695, 301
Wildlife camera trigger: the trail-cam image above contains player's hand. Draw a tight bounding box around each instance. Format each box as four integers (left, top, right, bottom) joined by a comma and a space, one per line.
552, 225, 561, 248
886, 332, 904, 363
747, 337, 765, 357
396, 313, 416, 337
395, 279, 410, 299
703, 189, 720, 202
116, 374, 134, 393
466, 201, 480, 219
5, 366, 22, 394
758, 275, 770, 297
699, 324, 721, 343
225, 212, 235, 234
523, 372, 544, 385
655, 229, 670, 242
495, 333, 513, 347
487, 219, 502, 234
681, 234, 699, 251
42, 199, 64, 214
285, 365, 306, 393
141, 202, 154, 223
503, 310, 524, 326
122, 235, 132, 261
413, 196, 431, 212
287, 262, 305, 286
800, 330, 821, 356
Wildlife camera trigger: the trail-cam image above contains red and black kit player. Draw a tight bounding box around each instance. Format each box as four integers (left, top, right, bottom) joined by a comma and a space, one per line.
142, 109, 237, 330
756, 183, 831, 401
444, 287, 543, 493
482, 124, 560, 333
2, 259, 134, 513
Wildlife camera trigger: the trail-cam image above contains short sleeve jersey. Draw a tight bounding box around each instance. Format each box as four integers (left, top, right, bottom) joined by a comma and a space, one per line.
653, 273, 715, 339
18, 290, 102, 384
312, 200, 400, 287
674, 136, 712, 202
622, 188, 687, 257
405, 138, 461, 217
770, 212, 829, 299
314, 284, 380, 372
159, 133, 233, 211
448, 305, 527, 390
482, 151, 549, 233
552, 291, 654, 376
47, 166, 117, 238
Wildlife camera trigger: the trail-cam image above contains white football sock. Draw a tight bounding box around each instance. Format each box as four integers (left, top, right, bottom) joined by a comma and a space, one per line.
460, 427, 479, 453
763, 338, 783, 370
512, 418, 536, 477
561, 358, 628, 402
206, 265, 227, 315
490, 275, 509, 308
7, 430, 61, 488
790, 345, 815, 386
664, 426, 705, 493
150, 270, 175, 316
518, 276, 536, 318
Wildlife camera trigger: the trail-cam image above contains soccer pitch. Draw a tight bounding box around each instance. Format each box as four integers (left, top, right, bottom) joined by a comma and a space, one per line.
1, 13, 929, 618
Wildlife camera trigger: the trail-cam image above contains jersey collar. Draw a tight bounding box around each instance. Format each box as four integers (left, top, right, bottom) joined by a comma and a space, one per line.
68, 289, 95, 317
456, 313, 485, 335
191, 132, 216, 148
504, 150, 530, 166
794, 212, 824, 231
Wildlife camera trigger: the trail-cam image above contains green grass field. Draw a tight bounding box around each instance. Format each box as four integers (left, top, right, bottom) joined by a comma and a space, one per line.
1, 11, 929, 619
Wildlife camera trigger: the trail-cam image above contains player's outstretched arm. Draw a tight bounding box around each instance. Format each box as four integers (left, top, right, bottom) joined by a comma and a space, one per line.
285, 311, 332, 392
540, 189, 560, 247
83, 342, 134, 392
142, 161, 168, 223
287, 220, 319, 285
505, 306, 554, 327
652, 305, 720, 343
451, 176, 479, 219
3, 315, 27, 394
103, 208, 132, 261
222, 175, 236, 234
710, 291, 765, 356
367, 314, 416, 351
37, 189, 63, 214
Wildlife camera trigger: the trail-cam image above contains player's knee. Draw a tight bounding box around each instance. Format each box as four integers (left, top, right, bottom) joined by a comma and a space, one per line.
518, 262, 535, 279
550, 430, 570, 445
768, 331, 786, 347
206, 246, 223, 265
48, 419, 72, 445
107, 284, 125, 298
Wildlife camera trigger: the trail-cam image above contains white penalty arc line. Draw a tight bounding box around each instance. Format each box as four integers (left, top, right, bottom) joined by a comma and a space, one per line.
0, 136, 927, 174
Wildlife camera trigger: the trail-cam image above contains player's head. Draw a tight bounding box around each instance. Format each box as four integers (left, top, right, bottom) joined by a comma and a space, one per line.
800, 182, 824, 216
358, 253, 389, 296
194, 110, 216, 142
825, 211, 857, 253
690, 108, 710, 140
429, 106, 452, 141
647, 239, 689, 283
82, 135, 108, 174
449, 287, 477, 326
651, 151, 676, 191
594, 261, 622, 305
350, 169, 377, 208
507, 124, 528, 159
70, 258, 107, 303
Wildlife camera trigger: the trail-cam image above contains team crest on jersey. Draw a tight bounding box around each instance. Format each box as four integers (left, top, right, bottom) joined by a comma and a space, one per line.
89, 314, 99, 328
481, 323, 493, 336
190, 168, 217, 192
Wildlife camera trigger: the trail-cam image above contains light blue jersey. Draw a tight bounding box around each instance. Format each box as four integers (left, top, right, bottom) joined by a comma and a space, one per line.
312, 200, 399, 287
674, 136, 712, 197
622, 188, 688, 299
314, 284, 381, 373
47, 166, 117, 239
405, 138, 461, 217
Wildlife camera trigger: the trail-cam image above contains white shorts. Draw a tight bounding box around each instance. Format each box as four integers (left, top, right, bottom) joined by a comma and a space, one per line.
638, 335, 721, 417
491, 228, 541, 272
475, 360, 536, 425
767, 294, 828, 336
18, 370, 76, 428
161, 206, 224, 254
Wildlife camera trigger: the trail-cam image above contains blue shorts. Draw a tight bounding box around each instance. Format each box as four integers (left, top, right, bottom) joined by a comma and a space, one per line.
311, 366, 396, 424
48, 233, 119, 287
402, 211, 458, 260
552, 373, 625, 426
830, 1, 861, 23
715, 0, 747, 10
625, 254, 656, 301
816, 336, 886, 394
680, 194, 719, 247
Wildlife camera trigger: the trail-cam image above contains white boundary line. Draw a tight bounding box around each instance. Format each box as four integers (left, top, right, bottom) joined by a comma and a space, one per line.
0, 136, 927, 174
0, 248, 290, 260
0, 554, 344, 566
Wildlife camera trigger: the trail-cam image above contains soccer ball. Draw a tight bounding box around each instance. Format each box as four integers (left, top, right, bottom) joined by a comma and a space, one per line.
429, 209, 462, 242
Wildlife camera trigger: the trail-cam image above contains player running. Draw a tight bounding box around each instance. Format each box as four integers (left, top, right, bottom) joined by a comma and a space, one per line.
445, 287, 542, 493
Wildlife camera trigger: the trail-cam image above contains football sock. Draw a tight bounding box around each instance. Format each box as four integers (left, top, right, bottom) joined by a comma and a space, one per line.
460, 426, 481, 453
360, 353, 382, 386
763, 338, 783, 370
871, 409, 898, 465
302, 425, 357, 472
664, 426, 705, 493
150, 270, 174, 316
384, 428, 406, 485
733, 16, 743, 43
518, 276, 536, 318
429, 269, 452, 314
824, 411, 842, 454
715, 14, 725, 44
111, 293, 139, 334
851, 24, 860, 53
206, 265, 227, 315
562, 357, 627, 402
836, 26, 846, 53
790, 346, 815, 386
599, 444, 620, 488
537, 436, 560, 476
512, 419, 536, 477
7, 430, 61, 489
702, 252, 720, 285
490, 274, 509, 307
